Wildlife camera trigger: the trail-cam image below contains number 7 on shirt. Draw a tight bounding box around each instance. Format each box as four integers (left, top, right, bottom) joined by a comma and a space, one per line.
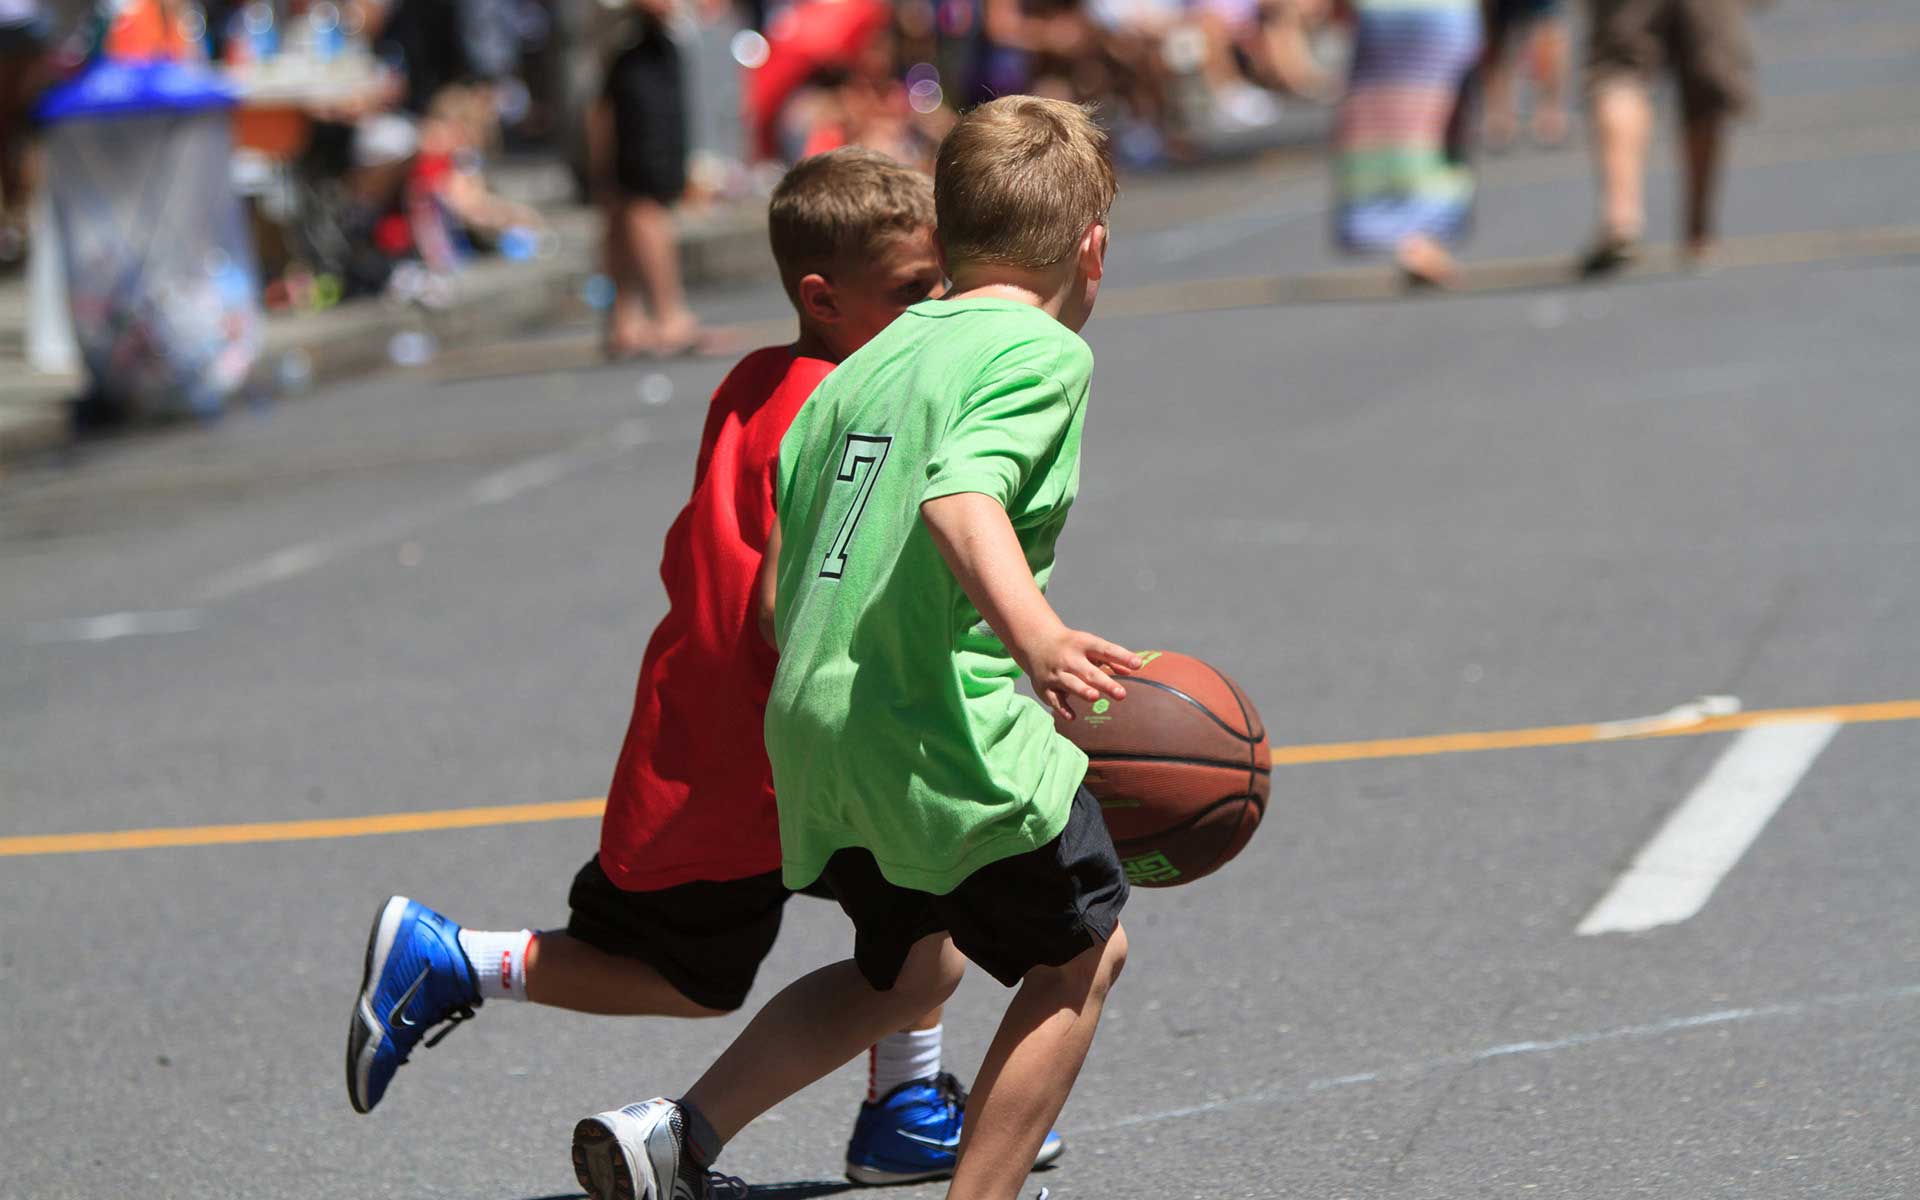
820, 433, 892, 579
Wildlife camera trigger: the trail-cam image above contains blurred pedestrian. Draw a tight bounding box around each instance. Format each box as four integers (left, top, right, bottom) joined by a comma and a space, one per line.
1482, 0, 1568, 150
1577, 0, 1752, 275
1247, 0, 1338, 102
593, 0, 712, 358
373, 0, 518, 114
1332, 0, 1483, 287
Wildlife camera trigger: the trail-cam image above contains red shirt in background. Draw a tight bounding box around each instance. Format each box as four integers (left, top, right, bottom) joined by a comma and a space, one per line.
597, 348, 836, 891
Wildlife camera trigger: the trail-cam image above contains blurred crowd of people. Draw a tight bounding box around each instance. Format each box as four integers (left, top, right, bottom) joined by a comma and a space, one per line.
0, 0, 1753, 362
1, 0, 1343, 293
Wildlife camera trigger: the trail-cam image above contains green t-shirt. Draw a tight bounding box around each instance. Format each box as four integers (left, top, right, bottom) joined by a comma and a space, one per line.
768, 297, 1092, 895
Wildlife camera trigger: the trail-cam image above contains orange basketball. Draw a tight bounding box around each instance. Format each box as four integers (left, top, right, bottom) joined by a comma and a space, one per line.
1055, 650, 1269, 887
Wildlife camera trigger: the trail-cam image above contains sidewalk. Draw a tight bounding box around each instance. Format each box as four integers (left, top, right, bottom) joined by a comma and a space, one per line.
0, 195, 773, 471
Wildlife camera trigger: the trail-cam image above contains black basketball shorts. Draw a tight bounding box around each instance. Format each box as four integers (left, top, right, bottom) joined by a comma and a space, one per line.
819, 786, 1131, 990
603, 28, 688, 203
564, 856, 792, 1012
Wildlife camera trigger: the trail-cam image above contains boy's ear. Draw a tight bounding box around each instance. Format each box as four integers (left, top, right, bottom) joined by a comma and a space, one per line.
1079, 221, 1108, 283
796, 273, 839, 325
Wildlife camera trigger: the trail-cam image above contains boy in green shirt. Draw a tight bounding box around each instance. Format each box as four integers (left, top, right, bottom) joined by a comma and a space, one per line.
571, 97, 1137, 1200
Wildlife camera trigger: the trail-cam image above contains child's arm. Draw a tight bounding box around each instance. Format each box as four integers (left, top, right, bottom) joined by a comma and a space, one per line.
756, 519, 782, 650
922, 492, 1141, 721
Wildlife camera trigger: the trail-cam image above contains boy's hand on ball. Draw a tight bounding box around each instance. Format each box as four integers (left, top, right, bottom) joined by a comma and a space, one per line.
1022, 626, 1142, 721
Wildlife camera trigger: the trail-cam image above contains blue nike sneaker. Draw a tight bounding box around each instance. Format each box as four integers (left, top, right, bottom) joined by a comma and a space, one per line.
345, 895, 481, 1113
844, 1073, 1065, 1185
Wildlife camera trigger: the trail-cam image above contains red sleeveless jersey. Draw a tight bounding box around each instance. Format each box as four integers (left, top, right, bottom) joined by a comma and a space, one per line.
598, 348, 835, 890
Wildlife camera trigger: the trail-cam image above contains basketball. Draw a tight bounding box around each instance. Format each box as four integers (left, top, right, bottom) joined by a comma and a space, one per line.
1055, 650, 1270, 888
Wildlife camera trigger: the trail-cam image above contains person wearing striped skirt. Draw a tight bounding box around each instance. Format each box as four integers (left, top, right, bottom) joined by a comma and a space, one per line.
1333, 0, 1484, 286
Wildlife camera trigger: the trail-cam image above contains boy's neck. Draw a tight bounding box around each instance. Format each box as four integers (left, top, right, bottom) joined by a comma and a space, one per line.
791, 326, 843, 364
945, 269, 1075, 321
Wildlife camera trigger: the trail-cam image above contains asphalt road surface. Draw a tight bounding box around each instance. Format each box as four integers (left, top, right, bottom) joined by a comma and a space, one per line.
4, 2, 1917, 1197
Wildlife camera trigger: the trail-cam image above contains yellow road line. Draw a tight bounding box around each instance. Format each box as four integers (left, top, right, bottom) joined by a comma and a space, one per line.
0, 798, 606, 858
5, 700, 1916, 858
1270, 699, 1920, 765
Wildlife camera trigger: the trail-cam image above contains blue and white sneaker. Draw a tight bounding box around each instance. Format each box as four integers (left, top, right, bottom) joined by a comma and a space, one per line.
572, 1098, 749, 1200
844, 1073, 1065, 1185
345, 895, 482, 1113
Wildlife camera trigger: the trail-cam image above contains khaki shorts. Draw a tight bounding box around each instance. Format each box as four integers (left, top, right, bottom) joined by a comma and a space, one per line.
1586, 0, 1754, 117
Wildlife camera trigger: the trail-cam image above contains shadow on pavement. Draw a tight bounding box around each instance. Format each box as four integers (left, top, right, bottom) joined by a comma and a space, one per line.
506, 1181, 857, 1200
747, 1182, 859, 1199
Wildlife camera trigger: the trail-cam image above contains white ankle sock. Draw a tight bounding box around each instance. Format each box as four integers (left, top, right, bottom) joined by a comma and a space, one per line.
457, 928, 534, 1001
868, 1025, 943, 1101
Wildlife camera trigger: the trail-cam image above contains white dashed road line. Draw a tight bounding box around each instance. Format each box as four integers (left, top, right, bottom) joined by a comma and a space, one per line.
1082, 980, 1920, 1135
194, 419, 649, 603
22, 608, 206, 644
1577, 718, 1842, 936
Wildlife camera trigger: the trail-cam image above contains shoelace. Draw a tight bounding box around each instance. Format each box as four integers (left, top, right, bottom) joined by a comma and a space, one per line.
703, 1171, 750, 1200
932, 1071, 970, 1111
420, 1003, 478, 1049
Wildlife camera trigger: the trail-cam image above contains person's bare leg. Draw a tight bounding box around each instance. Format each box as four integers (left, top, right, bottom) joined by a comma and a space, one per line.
1527, 16, 1570, 144
1482, 25, 1518, 149
943, 926, 1127, 1200
905, 1005, 943, 1032
1681, 108, 1728, 263
1590, 76, 1652, 241
604, 193, 656, 356
1395, 232, 1460, 287
622, 197, 703, 351
523, 931, 729, 1017
588, 92, 656, 358
683, 933, 968, 1142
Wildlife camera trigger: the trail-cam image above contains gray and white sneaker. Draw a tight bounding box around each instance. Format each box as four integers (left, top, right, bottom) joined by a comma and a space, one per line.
572, 1099, 746, 1200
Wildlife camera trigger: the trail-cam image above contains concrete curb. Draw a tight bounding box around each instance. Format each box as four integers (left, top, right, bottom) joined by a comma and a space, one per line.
0, 387, 72, 468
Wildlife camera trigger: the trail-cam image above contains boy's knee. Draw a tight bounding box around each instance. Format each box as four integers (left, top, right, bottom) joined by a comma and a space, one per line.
1101, 923, 1129, 986
1032, 923, 1127, 999
1088, 923, 1127, 996
893, 934, 966, 1009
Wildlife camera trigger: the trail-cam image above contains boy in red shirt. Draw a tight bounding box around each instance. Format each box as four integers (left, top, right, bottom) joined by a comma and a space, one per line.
346, 148, 1063, 1185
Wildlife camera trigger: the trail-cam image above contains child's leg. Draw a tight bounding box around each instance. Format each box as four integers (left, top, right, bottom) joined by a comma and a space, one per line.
866, 1005, 945, 1099
525, 931, 728, 1017
946, 926, 1128, 1200
603, 191, 655, 356
683, 932, 968, 1143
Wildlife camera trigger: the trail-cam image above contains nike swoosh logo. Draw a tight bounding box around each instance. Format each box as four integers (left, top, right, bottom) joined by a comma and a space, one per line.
392, 966, 431, 1028
895, 1130, 962, 1151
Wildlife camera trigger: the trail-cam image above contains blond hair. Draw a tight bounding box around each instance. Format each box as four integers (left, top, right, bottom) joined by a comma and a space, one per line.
768, 148, 937, 301
934, 96, 1117, 273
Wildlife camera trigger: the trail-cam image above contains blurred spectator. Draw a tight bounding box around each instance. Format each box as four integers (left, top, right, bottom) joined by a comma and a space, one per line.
1483, 0, 1568, 150
775, 7, 954, 168
1249, 0, 1336, 101
594, 0, 711, 358
372, 0, 517, 113
1182, 0, 1295, 125
0, 0, 55, 267
1331, 0, 1482, 286
378, 82, 543, 277
982, 0, 1175, 140
1578, 0, 1751, 275
746, 0, 1327, 173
